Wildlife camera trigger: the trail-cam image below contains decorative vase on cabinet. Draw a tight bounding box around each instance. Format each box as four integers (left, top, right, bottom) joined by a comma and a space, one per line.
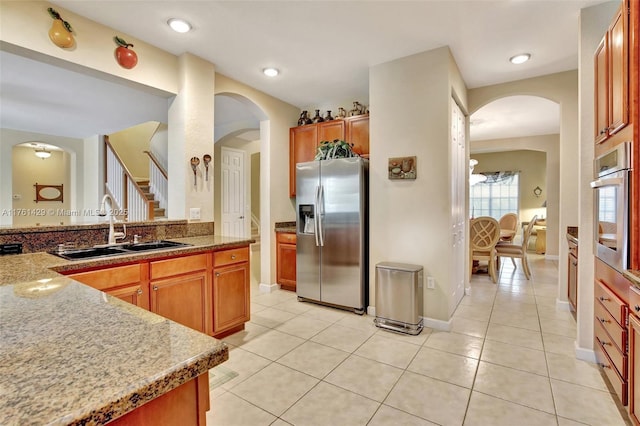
312, 109, 324, 123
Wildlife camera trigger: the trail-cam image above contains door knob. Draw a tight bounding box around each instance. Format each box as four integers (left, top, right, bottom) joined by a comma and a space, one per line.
239, 216, 244, 219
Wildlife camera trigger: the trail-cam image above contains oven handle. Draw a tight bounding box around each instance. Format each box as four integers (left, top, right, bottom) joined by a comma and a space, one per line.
590, 177, 625, 188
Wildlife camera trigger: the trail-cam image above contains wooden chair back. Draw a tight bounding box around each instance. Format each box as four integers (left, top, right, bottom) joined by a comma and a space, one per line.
470, 216, 500, 251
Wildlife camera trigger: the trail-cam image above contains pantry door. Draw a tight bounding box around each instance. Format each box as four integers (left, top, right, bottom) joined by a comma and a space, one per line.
221, 147, 246, 237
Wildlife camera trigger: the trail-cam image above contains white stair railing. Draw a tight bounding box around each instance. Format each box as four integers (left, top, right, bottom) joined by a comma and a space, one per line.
105, 137, 153, 221
144, 150, 168, 211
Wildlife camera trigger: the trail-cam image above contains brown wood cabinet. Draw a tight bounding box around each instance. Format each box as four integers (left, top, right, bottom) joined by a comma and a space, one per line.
276, 232, 297, 291
150, 253, 212, 334
65, 246, 252, 338
567, 237, 578, 312
110, 373, 210, 426
628, 287, 640, 425
213, 247, 250, 337
594, 0, 629, 145
594, 259, 630, 406
289, 115, 369, 197
69, 263, 149, 310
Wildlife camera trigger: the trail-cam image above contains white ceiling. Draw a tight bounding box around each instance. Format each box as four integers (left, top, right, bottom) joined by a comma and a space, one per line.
1, 1, 608, 142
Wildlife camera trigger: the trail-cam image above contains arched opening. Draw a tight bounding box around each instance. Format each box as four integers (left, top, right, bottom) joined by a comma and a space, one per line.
214, 92, 268, 290
469, 95, 560, 256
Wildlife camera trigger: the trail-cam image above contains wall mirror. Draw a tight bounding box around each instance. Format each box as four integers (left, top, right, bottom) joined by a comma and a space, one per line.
0, 48, 173, 227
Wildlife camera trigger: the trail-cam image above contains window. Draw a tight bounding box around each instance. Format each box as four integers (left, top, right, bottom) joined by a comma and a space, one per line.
470, 171, 519, 220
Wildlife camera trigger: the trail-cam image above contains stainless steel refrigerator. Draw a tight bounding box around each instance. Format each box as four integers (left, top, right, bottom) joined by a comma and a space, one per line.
296, 157, 368, 314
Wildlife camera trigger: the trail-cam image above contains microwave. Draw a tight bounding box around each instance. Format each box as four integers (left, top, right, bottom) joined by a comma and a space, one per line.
590, 142, 632, 272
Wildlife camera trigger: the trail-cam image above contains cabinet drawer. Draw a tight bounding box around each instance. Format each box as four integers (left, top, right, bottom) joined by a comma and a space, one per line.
214, 247, 249, 267
277, 232, 297, 244
150, 253, 209, 279
594, 299, 627, 353
594, 316, 627, 377
595, 280, 627, 326
70, 264, 142, 291
595, 337, 628, 405
629, 286, 640, 317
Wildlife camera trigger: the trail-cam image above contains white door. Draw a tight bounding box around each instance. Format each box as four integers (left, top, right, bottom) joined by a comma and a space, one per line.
451, 100, 467, 308
221, 147, 246, 237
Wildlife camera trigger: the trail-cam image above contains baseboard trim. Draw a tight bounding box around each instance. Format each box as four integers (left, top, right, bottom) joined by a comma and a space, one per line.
422, 316, 453, 331
575, 342, 597, 363
556, 299, 571, 312
259, 282, 280, 293
545, 254, 559, 261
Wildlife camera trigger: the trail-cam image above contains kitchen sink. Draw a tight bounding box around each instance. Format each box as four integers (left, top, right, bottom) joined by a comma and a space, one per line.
55, 246, 129, 260
53, 240, 192, 260
121, 240, 191, 251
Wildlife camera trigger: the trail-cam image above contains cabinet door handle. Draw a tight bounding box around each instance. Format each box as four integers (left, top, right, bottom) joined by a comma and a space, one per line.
137, 289, 143, 295
216, 272, 220, 277
601, 340, 611, 346
231, 254, 236, 260
599, 296, 610, 302
598, 362, 611, 369
598, 317, 610, 324
153, 285, 158, 291
571, 261, 577, 266
635, 305, 640, 312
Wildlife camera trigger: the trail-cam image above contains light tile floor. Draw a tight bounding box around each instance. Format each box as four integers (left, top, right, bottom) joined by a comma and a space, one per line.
207, 250, 632, 425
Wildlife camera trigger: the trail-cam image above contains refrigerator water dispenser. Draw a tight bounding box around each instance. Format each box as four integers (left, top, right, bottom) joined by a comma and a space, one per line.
299, 204, 315, 234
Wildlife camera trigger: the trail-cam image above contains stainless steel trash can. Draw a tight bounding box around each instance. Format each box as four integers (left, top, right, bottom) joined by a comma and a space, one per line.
374, 262, 424, 335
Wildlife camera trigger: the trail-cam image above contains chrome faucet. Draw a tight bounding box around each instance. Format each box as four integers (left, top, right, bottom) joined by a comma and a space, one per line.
99, 194, 126, 245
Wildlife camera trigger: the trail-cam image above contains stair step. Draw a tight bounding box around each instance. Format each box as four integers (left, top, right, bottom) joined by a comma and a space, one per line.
154, 208, 165, 217
144, 193, 155, 201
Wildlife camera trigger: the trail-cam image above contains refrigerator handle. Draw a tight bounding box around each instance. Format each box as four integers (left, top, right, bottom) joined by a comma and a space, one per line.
318, 185, 325, 247
314, 185, 321, 247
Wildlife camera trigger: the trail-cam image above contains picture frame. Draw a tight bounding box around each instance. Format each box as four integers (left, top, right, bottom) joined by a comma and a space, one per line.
388, 156, 416, 180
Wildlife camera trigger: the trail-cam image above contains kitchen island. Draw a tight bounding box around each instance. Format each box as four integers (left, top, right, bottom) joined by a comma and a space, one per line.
0, 234, 253, 425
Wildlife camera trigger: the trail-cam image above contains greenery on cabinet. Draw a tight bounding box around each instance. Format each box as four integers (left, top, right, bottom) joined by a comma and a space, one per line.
315, 139, 358, 160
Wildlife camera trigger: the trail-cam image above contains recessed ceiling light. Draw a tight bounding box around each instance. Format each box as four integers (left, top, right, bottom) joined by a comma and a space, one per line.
168, 18, 192, 33
263, 68, 279, 77
509, 53, 531, 64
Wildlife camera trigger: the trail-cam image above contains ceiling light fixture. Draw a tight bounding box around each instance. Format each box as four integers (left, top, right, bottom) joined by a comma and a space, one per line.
167, 18, 192, 33
509, 53, 531, 65
263, 67, 279, 77
35, 148, 51, 159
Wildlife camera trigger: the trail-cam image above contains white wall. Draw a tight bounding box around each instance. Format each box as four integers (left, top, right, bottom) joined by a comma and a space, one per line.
369, 46, 468, 326
577, 1, 621, 360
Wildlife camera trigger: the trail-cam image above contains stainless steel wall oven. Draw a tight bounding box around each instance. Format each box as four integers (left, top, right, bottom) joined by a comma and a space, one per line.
591, 142, 632, 272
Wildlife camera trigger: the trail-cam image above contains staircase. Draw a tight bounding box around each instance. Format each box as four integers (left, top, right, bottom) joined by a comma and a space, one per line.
137, 180, 166, 218
250, 213, 260, 249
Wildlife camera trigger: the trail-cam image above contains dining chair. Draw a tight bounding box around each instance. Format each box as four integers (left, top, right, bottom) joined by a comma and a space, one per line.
496, 215, 538, 279
498, 213, 518, 243
470, 216, 501, 283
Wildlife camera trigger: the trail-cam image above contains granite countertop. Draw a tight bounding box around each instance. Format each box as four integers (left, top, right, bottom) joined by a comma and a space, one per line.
0, 235, 253, 425
275, 221, 296, 234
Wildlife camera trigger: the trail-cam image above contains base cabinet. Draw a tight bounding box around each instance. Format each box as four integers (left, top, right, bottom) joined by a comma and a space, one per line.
109, 373, 210, 426
68, 263, 149, 310
66, 246, 251, 338
628, 287, 640, 425
594, 259, 630, 407
276, 232, 297, 291
213, 247, 250, 337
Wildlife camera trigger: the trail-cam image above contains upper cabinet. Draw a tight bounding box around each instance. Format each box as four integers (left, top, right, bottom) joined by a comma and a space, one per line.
289, 115, 369, 197
594, 0, 629, 146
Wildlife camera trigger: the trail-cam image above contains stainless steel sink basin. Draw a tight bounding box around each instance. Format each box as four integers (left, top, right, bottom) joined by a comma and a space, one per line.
121, 240, 191, 252
55, 246, 129, 260
53, 240, 191, 260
